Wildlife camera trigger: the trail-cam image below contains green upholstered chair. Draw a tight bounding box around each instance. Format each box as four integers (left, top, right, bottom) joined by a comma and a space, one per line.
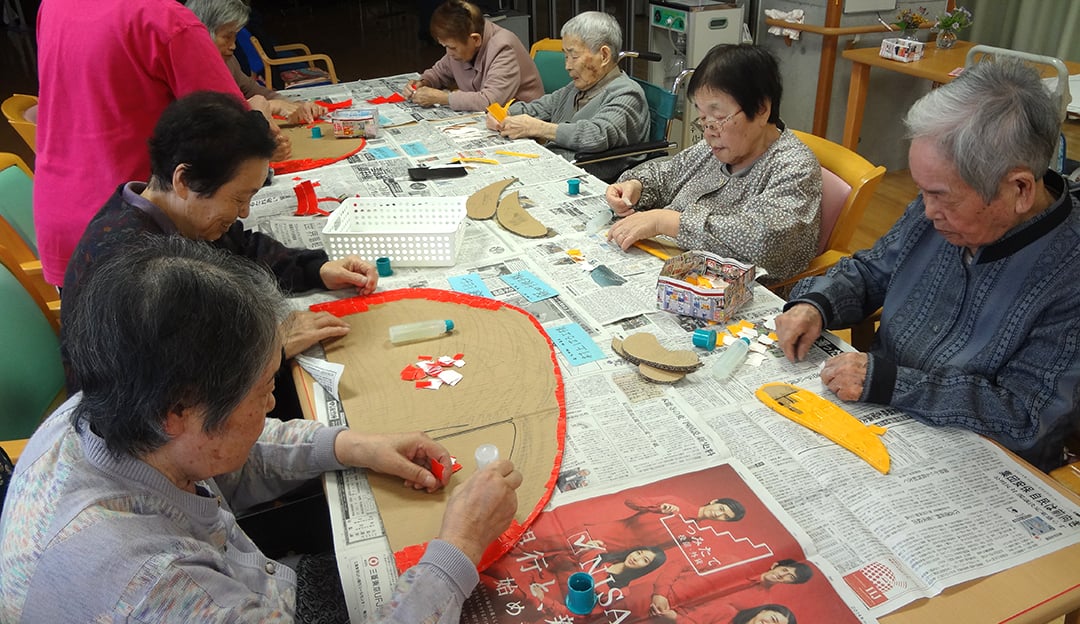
0, 244, 65, 464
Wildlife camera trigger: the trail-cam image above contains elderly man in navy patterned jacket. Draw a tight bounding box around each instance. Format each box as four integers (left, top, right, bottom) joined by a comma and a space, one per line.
775, 59, 1080, 472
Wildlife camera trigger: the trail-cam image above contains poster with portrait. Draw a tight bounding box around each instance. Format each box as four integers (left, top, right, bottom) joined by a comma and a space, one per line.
462, 463, 865, 624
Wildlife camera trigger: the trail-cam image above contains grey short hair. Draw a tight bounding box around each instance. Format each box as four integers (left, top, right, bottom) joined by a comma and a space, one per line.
561, 11, 622, 55
186, 0, 250, 34
66, 236, 284, 458
904, 58, 1059, 202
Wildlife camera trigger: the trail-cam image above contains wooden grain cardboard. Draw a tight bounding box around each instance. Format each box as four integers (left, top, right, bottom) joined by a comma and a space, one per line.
320, 294, 563, 562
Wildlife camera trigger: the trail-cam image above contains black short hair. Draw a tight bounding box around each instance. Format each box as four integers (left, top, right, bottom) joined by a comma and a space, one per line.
148, 90, 276, 196
712, 497, 746, 521
688, 44, 783, 125
774, 559, 814, 584
731, 604, 796, 624
66, 235, 283, 458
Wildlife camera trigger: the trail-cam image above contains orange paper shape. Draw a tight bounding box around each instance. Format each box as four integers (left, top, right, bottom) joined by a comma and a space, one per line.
310, 289, 565, 572
486, 98, 515, 123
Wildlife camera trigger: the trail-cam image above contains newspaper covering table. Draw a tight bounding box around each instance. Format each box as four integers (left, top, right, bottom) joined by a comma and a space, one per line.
267, 78, 1080, 623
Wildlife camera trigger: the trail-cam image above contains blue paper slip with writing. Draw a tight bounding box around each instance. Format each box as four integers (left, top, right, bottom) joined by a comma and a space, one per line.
500, 271, 558, 302
447, 273, 493, 298
547, 323, 604, 366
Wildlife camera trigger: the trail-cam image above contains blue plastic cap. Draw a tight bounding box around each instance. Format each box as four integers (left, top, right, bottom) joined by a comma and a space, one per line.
444, 320, 455, 332
567, 178, 581, 195
738, 336, 751, 345
376, 257, 393, 277
692, 328, 717, 350
565, 572, 597, 615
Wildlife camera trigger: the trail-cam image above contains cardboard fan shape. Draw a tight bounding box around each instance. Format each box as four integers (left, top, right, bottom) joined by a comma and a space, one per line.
310, 289, 566, 571
271, 121, 366, 174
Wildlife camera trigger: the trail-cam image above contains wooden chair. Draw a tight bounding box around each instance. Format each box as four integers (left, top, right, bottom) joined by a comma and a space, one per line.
0, 244, 66, 463
249, 36, 338, 91
1, 94, 38, 153
0, 154, 60, 322
529, 38, 571, 94
768, 130, 887, 296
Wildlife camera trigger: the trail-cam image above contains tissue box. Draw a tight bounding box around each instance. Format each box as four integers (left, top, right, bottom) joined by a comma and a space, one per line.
879, 37, 925, 63
656, 251, 755, 323
332, 109, 378, 138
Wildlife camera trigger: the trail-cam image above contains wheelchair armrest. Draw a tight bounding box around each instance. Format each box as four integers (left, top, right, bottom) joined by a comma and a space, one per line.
572, 140, 675, 165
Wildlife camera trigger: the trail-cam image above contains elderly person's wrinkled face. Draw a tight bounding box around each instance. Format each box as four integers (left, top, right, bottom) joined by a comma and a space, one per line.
213, 22, 242, 59
438, 33, 483, 63
175, 157, 269, 241
183, 351, 278, 477
563, 36, 611, 91
692, 87, 772, 171
909, 137, 1026, 252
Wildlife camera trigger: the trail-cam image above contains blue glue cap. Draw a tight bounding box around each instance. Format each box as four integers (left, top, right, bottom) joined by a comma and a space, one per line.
692, 328, 717, 350
444, 320, 455, 331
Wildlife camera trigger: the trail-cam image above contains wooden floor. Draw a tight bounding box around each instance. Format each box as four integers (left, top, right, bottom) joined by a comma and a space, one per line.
851, 117, 1080, 254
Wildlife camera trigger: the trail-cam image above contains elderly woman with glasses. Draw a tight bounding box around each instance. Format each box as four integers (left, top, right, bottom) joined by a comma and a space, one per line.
487, 11, 650, 181
186, 0, 326, 123
605, 44, 822, 284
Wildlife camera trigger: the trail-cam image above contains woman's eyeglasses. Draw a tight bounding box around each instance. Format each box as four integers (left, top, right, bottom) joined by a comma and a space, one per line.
690, 109, 742, 134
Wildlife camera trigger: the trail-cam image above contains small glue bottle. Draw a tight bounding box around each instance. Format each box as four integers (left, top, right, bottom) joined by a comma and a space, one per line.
711, 337, 751, 380
475, 444, 500, 469
388, 319, 454, 345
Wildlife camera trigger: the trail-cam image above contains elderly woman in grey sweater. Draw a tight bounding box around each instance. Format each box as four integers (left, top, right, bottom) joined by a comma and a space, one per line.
606, 44, 822, 284
487, 11, 649, 181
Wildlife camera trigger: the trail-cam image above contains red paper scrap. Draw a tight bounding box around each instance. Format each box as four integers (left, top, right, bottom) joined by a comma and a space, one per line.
429, 458, 445, 481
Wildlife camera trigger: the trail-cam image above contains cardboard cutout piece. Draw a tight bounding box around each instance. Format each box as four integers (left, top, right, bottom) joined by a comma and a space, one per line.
496, 191, 550, 238
467, 178, 516, 220
311, 289, 566, 571
618, 332, 702, 372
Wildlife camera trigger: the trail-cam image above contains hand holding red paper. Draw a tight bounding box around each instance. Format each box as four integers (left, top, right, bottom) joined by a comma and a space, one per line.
333, 430, 453, 493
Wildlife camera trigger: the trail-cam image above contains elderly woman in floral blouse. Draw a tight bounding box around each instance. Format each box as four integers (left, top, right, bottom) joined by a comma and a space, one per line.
605, 44, 822, 284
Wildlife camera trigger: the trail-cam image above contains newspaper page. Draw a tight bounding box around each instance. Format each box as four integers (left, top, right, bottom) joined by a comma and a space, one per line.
279, 77, 1080, 623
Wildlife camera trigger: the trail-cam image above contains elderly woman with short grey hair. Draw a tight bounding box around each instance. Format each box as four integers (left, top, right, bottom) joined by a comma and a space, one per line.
186, 0, 326, 123
0, 237, 523, 621
487, 11, 649, 181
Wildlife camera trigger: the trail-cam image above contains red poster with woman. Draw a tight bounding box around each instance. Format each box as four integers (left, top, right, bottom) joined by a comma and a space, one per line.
462, 463, 865, 624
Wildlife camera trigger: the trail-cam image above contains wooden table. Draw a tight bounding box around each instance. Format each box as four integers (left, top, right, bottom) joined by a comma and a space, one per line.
840, 40, 1080, 152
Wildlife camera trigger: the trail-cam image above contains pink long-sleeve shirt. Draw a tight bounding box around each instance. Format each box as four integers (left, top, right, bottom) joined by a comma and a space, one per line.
34, 0, 244, 284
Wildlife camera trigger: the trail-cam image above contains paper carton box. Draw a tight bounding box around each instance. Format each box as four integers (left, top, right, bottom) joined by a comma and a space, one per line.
332, 109, 378, 138
656, 251, 755, 323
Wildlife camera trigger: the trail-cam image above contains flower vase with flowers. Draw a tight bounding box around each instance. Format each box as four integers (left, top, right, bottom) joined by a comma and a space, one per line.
934, 6, 973, 49
893, 6, 929, 40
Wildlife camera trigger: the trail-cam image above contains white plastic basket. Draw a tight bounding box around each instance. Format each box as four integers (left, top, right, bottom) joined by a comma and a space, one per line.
321, 196, 467, 267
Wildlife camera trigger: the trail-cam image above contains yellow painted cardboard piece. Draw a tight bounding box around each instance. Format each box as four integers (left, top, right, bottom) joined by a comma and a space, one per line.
617, 332, 702, 372
495, 191, 550, 238
466, 178, 516, 220
631, 237, 685, 261
486, 98, 515, 123
755, 382, 891, 474
321, 296, 563, 557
